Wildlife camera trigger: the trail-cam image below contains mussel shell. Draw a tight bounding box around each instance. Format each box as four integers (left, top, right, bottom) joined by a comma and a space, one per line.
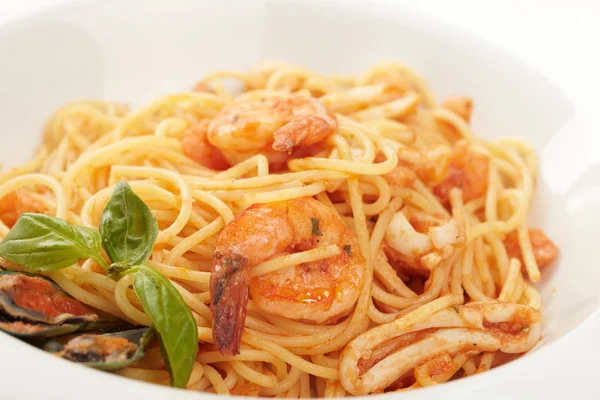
45, 327, 155, 371
0, 271, 98, 337
0, 270, 98, 323
0, 317, 84, 338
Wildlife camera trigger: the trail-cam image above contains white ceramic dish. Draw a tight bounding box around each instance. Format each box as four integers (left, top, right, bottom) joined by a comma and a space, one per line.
0, 0, 598, 398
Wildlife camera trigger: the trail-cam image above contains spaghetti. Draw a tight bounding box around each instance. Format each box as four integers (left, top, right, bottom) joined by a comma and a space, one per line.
0, 61, 558, 395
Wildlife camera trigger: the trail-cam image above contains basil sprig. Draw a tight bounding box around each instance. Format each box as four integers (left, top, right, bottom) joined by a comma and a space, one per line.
0, 213, 107, 270
131, 265, 197, 388
100, 181, 158, 266
0, 181, 197, 388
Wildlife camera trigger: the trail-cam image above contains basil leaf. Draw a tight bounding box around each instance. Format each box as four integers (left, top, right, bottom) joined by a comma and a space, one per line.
100, 181, 158, 266
133, 265, 197, 388
0, 213, 106, 271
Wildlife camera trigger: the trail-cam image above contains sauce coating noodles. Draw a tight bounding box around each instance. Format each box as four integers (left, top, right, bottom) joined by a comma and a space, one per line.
0, 61, 558, 395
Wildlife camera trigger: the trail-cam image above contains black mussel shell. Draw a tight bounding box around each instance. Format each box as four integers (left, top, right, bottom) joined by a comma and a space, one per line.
44, 327, 155, 370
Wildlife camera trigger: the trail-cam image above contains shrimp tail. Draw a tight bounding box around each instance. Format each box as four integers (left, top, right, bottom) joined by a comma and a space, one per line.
210, 251, 251, 356
272, 116, 333, 154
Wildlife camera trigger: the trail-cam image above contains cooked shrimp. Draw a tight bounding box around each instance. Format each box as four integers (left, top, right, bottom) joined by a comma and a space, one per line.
384, 146, 451, 189
182, 119, 230, 170
0, 189, 47, 227
210, 198, 365, 355
384, 165, 419, 189
433, 141, 489, 206
203, 94, 337, 166
268, 96, 337, 153
504, 228, 559, 268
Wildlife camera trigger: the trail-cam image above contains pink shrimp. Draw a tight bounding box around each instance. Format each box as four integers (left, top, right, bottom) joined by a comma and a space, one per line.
210, 198, 365, 355
182, 119, 230, 171
433, 142, 490, 207
504, 228, 559, 269
183, 93, 337, 168
0, 189, 48, 228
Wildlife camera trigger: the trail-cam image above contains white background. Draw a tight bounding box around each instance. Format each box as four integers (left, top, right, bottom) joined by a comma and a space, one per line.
0, 0, 598, 397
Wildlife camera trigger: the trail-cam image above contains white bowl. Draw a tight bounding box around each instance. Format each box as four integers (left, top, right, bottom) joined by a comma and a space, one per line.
0, 0, 597, 398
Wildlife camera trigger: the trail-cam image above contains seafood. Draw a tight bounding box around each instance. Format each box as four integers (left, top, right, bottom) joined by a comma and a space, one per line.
504, 228, 559, 268
0, 271, 152, 370
183, 94, 337, 168
384, 145, 451, 189
385, 208, 465, 272
0, 190, 47, 228
44, 327, 154, 370
339, 301, 541, 394
210, 197, 365, 355
182, 119, 230, 170
433, 141, 490, 206
0, 271, 98, 337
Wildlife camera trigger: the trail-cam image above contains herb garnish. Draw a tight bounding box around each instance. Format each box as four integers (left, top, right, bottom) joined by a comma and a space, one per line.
0, 181, 196, 388
0, 214, 107, 271
100, 181, 158, 267
311, 218, 323, 236
342, 244, 352, 257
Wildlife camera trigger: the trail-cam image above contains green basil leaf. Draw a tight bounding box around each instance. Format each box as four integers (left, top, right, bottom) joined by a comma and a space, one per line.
0, 213, 106, 271
133, 265, 197, 388
100, 181, 158, 266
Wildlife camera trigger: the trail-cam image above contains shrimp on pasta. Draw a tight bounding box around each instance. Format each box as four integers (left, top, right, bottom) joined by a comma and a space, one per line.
0, 60, 560, 397
504, 228, 559, 269
210, 197, 365, 355
433, 141, 490, 206
181, 119, 230, 170
183, 93, 337, 169
0, 189, 48, 228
